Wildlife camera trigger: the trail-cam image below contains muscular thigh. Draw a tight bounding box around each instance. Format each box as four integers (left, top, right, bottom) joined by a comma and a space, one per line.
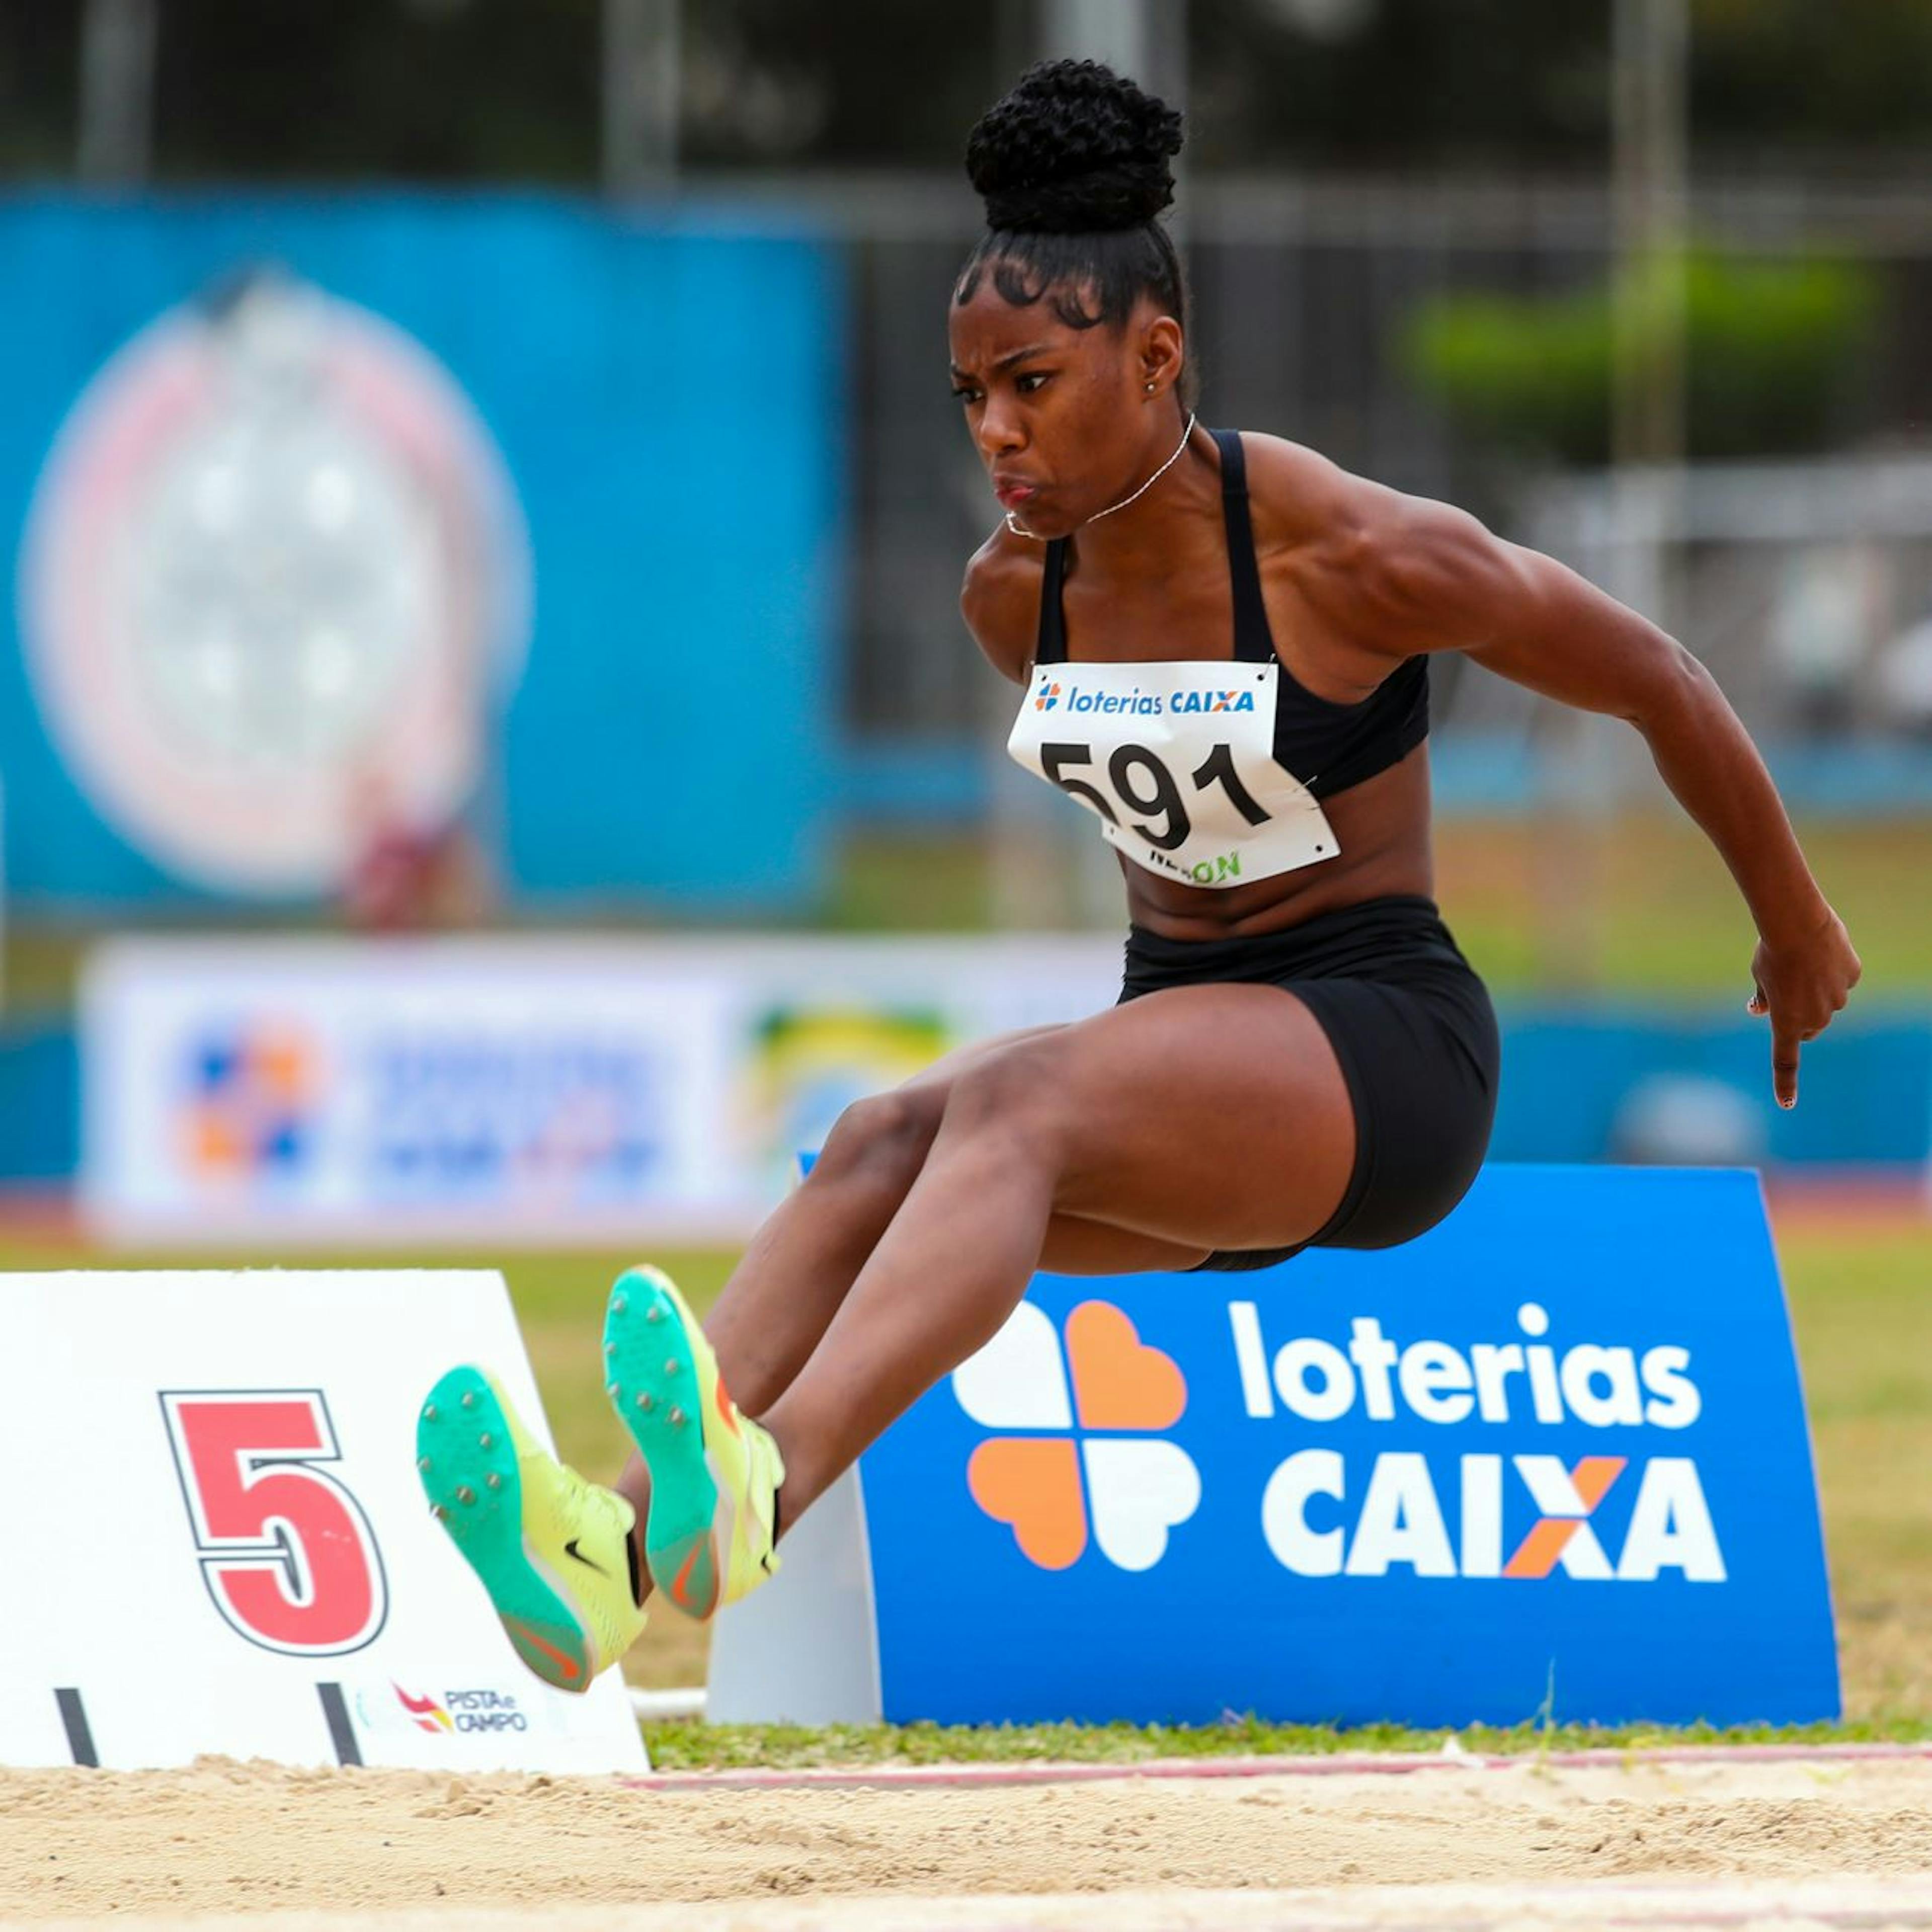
897, 1023, 1215, 1275
901, 1023, 1067, 1101
856, 1024, 1065, 1165
969, 985, 1358, 1256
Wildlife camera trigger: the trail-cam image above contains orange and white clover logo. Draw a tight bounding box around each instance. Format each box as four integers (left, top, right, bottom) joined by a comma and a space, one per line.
952, 1301, 1199, 1572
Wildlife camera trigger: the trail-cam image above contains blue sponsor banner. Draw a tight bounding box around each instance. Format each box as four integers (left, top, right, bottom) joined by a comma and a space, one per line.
857, 1164, 1838, 1729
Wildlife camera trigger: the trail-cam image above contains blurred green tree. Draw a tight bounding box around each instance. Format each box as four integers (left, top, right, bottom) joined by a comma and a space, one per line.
4, 1, 1929, 185
1194, 0, 1932, 169
0, 5, 79, 173
142, 0, 1012, 183
1403, 249, 1879, 465
1689, 0, 1932, 159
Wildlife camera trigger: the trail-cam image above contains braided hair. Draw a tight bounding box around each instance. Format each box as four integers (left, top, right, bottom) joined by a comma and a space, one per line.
955, 59, 1196, 406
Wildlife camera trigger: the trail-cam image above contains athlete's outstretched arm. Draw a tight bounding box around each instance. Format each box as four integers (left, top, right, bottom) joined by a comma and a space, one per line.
1333, 487, 1862, 1109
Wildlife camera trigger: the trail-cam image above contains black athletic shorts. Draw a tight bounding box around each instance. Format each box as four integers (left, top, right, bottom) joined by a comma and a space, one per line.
1118, 894, 1500, 1271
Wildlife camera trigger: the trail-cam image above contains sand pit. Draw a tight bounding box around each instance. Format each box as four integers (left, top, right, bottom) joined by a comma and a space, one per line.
7, 1750, 1932, 1929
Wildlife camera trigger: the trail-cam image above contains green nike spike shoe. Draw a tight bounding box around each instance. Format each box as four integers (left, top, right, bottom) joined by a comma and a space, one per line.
416, 1366, 646, 1692
602, 1266, 785, 1621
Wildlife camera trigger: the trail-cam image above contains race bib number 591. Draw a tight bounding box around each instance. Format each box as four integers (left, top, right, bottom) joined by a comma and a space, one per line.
1007, 661, 1339, 887
161, 1390, 389, 1655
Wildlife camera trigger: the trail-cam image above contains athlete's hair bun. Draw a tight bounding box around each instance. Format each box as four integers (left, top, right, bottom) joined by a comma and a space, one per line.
965, 59, 1183, 235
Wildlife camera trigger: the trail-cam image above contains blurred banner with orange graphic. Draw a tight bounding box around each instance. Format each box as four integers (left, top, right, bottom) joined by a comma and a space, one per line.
78, 935, 1120, 1246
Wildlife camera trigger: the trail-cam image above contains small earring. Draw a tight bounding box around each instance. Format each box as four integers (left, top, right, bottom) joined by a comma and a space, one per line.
1145, 381, 1156, 393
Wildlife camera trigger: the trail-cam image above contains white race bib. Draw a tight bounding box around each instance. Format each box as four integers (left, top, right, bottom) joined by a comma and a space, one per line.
1007, 659, 1340, 890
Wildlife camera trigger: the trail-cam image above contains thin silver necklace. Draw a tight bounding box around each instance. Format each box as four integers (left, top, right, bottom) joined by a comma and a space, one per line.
1005, 412, 1198, 540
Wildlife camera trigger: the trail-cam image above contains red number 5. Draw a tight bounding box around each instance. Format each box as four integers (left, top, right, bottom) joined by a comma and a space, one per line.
162, 1391, 388, 1655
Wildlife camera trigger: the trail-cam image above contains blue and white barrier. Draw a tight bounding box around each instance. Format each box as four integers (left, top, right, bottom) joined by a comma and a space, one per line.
709, 1165, 1838, 1731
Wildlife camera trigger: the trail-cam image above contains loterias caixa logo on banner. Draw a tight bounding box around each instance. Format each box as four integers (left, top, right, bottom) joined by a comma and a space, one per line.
856, 1166, 1840, 1731
956, 1301, 1199, 1572
958, 1296, 1715, 1586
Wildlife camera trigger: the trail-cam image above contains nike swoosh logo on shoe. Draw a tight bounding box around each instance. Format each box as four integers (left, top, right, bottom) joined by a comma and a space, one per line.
505, 1618, 582, 1682
563, 1539, 610, 1579
673, 1537, 705, 1609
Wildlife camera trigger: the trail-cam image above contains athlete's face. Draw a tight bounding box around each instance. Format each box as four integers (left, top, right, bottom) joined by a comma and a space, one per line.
947, 281, 1185, 540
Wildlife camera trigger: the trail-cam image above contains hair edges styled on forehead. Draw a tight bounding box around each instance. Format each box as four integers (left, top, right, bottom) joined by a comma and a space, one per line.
950, 226, 1199, 412
952, 223, 1187, 335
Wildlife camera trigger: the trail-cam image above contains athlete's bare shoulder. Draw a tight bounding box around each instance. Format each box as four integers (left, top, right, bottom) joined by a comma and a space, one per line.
1237, 429, 1382, 559
1238, 429, 1518, 662
960, 525, 1045, 687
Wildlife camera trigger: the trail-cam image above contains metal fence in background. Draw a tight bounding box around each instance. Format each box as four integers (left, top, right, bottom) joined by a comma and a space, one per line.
785, 171, 1932, 809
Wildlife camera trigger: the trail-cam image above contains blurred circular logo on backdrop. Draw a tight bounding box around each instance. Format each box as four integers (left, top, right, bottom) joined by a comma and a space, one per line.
18, 266, 531, 896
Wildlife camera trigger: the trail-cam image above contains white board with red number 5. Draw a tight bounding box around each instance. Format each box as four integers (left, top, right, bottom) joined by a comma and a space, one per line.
0, 1271, 646, 1772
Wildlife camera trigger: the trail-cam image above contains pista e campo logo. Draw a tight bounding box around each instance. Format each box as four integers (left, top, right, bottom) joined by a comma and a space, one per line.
393, 1684, 454, 1734
952, 1301, 1199, 1572
1033, 679, 1062, 711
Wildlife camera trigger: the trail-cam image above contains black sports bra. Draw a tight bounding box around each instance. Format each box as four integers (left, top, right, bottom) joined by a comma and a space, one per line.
1032, 428, 1429, 801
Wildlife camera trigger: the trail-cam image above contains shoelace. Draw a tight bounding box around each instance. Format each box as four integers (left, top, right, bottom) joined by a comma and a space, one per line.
573, 1468, 635, 1548
549, 1460, 646, 1632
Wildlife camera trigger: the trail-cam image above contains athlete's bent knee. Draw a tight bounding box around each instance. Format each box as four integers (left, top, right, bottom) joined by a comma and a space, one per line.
813, 1088, 941, 1189
939, 1044, 1075, 1165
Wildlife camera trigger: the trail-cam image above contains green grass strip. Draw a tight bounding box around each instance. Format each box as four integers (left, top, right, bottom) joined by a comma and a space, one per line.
639, 1713, 1932, 1771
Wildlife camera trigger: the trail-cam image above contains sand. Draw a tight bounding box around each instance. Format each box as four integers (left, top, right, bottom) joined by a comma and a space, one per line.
7, 1751, 1932, 1929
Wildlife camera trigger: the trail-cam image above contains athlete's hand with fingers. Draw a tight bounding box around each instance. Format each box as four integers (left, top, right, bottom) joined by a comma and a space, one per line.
1746, 906, 1862, 1110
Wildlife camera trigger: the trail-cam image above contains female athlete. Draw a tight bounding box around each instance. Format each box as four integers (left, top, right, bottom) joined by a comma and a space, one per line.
417, 60, 1863, 1691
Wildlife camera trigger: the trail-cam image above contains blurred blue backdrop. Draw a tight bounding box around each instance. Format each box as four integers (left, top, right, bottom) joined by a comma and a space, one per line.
0, 192, 844, 909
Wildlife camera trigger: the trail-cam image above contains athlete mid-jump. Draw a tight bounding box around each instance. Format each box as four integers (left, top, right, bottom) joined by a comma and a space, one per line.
415, 60, 1861, 1691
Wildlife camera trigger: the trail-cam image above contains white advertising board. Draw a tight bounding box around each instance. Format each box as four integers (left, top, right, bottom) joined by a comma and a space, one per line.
0, 1270, 646, 1773
79, 936, 1122, 1245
